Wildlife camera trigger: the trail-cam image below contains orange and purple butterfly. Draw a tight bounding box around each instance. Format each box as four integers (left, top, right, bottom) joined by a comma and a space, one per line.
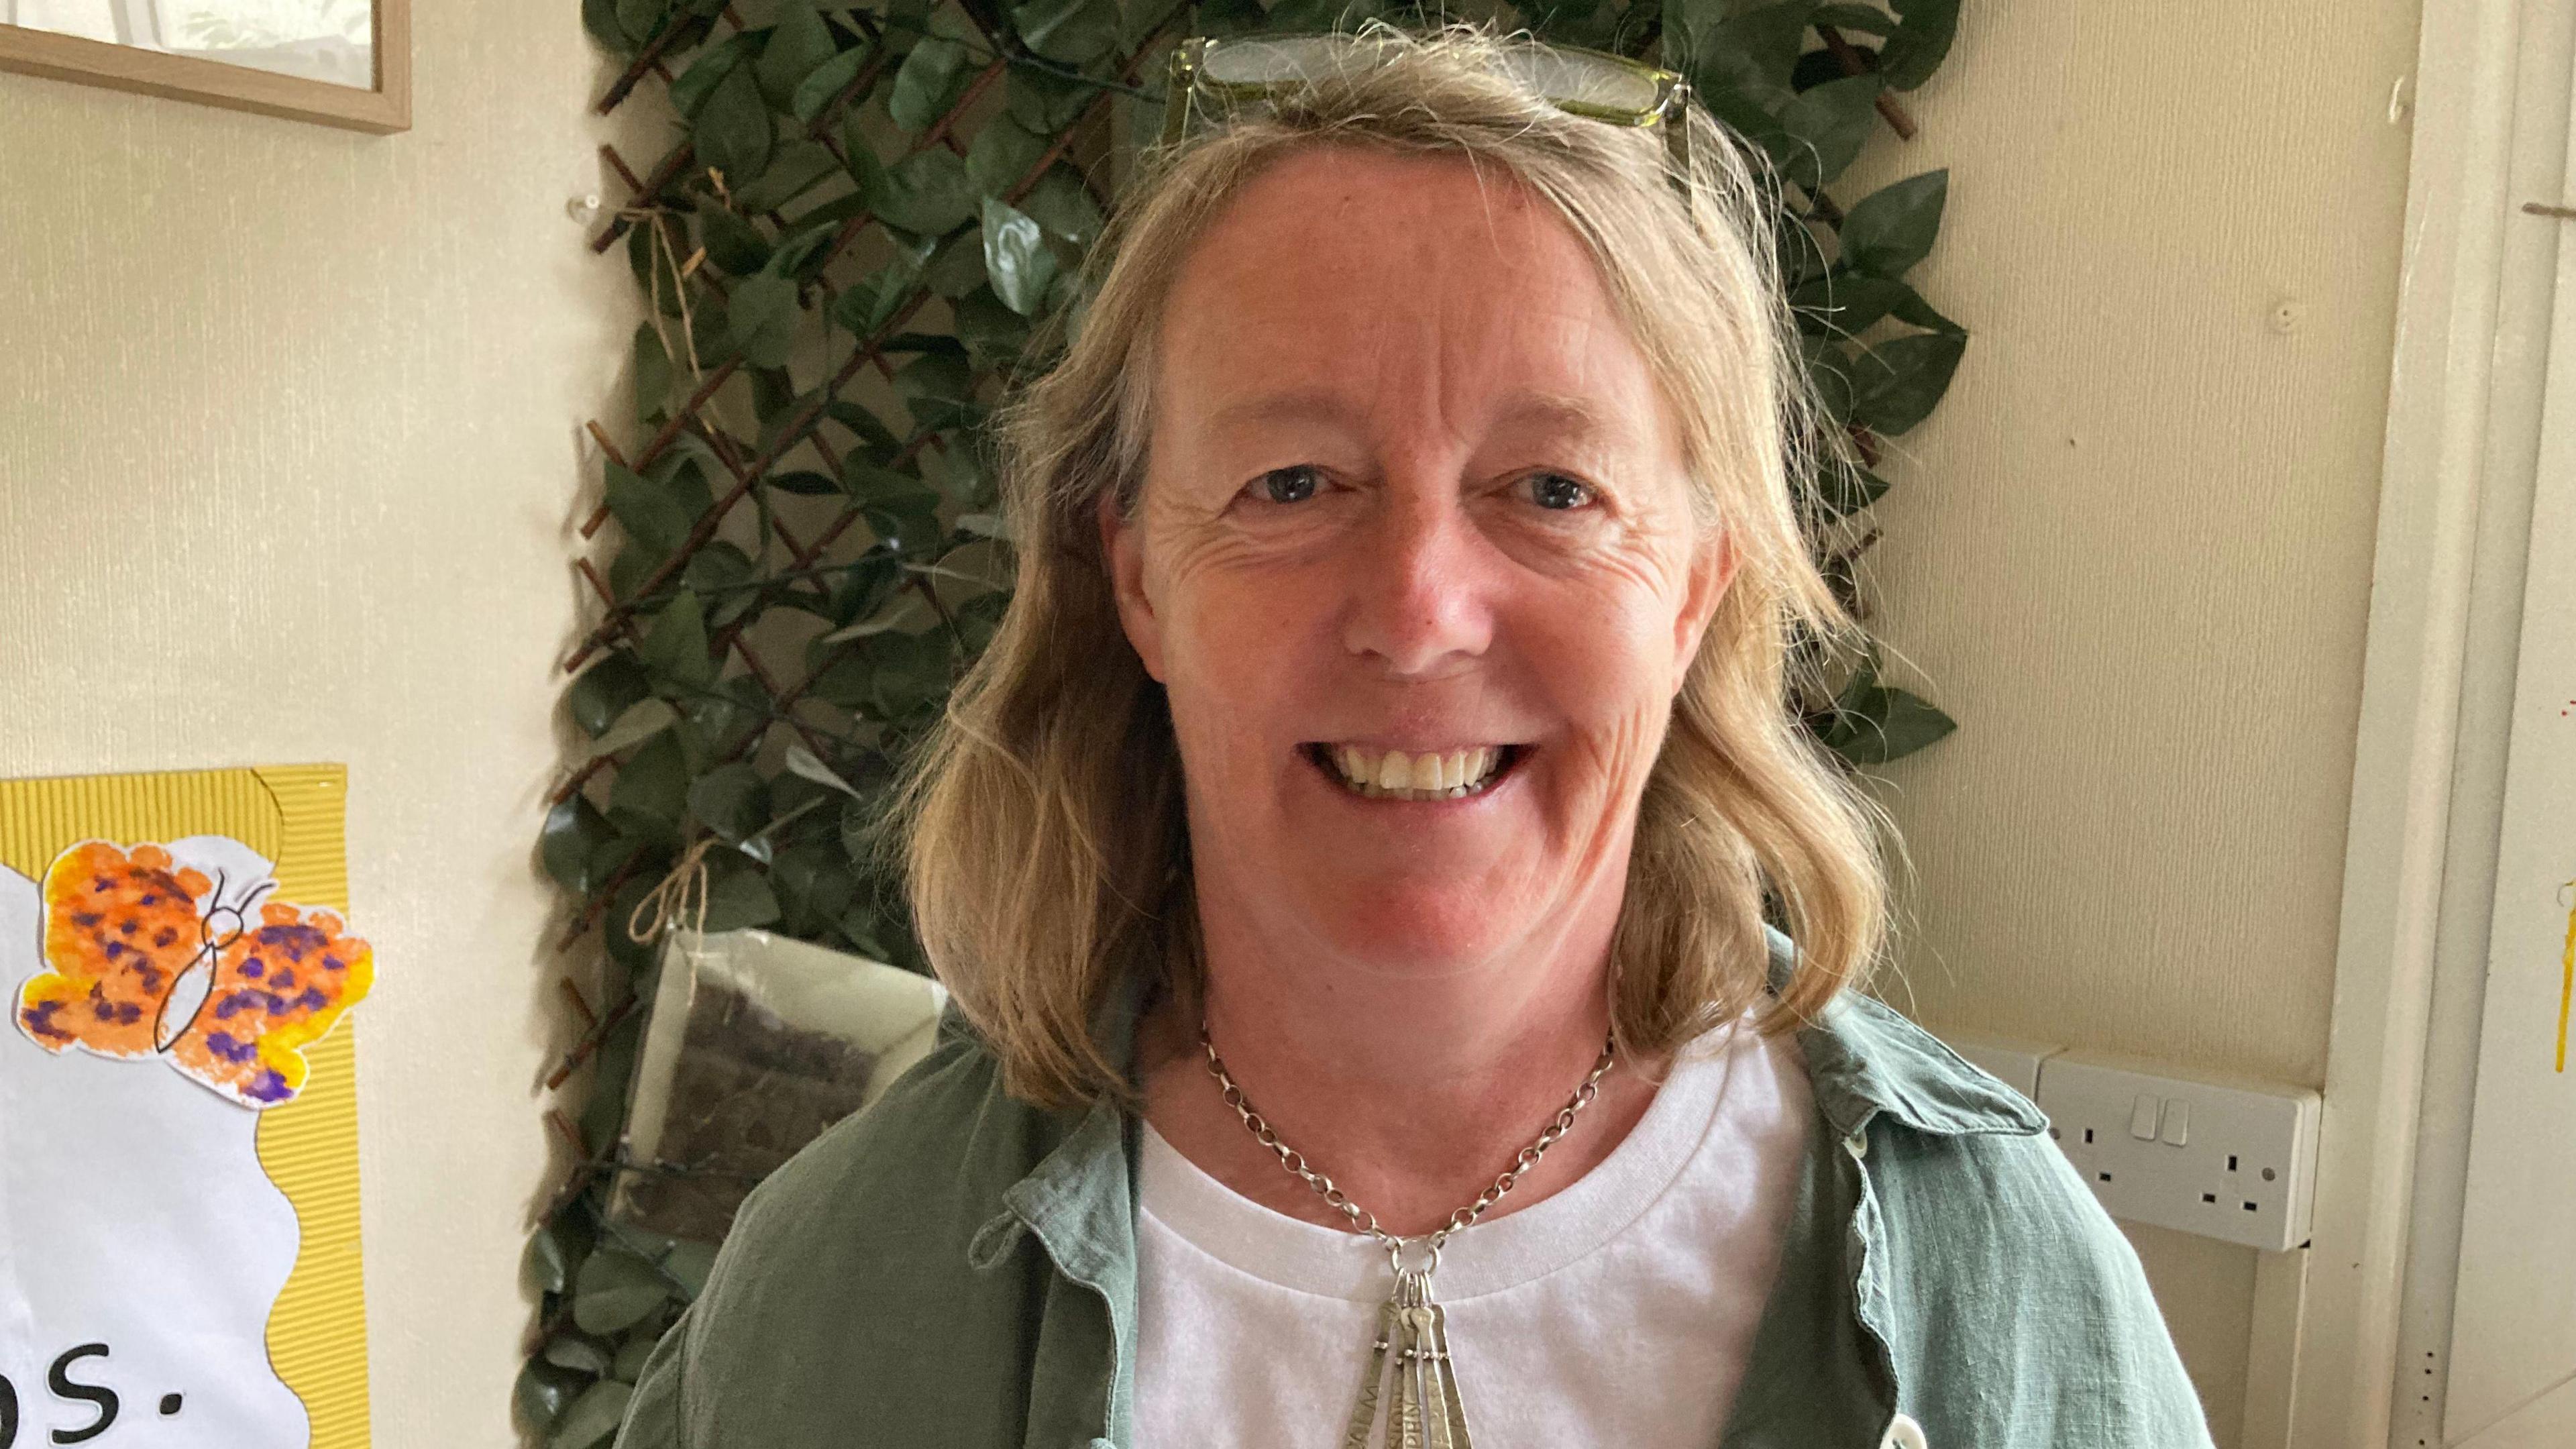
12, 840, 373, 1108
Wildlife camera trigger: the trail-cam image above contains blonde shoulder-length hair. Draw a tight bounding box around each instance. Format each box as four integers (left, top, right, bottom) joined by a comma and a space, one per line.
885, 21, 1896, 1108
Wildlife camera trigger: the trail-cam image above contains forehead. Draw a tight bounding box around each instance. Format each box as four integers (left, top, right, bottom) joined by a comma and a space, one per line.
1151, 146, 1666, 441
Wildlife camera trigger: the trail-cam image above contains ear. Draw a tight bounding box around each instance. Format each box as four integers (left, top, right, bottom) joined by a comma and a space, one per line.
1098, 488, 1169, 682
1672, 524, 1739, 694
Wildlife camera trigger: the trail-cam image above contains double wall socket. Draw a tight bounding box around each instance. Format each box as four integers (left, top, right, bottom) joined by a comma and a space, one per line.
1935, 1029, 2322, 1253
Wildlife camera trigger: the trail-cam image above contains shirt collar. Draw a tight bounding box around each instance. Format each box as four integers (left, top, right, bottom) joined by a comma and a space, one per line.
1764, 924, 2049, 1140
980, 923, 2044, 1265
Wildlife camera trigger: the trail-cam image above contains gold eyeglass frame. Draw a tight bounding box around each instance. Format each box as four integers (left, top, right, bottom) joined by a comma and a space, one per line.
1157, 31, 1697, 183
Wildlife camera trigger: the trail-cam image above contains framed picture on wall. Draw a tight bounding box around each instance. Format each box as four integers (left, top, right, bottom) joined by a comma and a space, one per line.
0, 0, 408, 133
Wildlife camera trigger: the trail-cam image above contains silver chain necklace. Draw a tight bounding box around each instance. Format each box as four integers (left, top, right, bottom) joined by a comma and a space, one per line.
1199, 1022, 1618, 1449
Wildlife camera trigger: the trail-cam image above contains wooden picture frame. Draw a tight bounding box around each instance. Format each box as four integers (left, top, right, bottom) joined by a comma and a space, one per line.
0, 0, 408, 133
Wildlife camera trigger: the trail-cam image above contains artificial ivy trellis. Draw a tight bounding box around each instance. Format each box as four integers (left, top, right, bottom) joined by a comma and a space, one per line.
519, 0, 1966, 1441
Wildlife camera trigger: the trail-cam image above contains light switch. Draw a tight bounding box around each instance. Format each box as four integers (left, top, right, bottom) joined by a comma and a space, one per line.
2160, 1099, 2189, 1146
2130, 1093, 2162, 1140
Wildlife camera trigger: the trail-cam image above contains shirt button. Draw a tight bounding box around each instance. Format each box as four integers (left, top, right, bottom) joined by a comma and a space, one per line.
1844, 1128, 1870, 1160
1880, 1411, 1927, 1449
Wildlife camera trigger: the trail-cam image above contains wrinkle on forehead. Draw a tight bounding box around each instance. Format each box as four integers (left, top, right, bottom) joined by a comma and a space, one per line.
1151, 146, 1676, 475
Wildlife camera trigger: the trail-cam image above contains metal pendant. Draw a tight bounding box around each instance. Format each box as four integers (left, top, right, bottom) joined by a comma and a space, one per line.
1342, 1267, 1475, 1449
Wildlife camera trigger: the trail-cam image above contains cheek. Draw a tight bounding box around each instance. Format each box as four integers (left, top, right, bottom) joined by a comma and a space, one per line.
1148, 559, 1334, 755
1513, 582, 1688, 775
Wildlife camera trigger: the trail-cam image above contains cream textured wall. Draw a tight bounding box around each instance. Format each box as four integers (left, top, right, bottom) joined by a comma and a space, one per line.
1841, 1, 2424, 1444
0, 5, 636, 1444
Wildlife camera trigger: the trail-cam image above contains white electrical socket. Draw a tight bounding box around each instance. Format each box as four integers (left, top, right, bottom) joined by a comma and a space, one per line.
2034, 1049, 2321, 1252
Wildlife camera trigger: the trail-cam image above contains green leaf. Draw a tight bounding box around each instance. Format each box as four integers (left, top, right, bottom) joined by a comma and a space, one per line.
612, 1332, 661, 1383
1265, 0, 1385, 29
727, 272, 802, 370
667, 31, 758, 118
767, 216, 843, 279
1810, 463, 1892, 519
548, 1378, 635, 1449
1005, 63, 1092, 133
1801, 334, 1855, 424
1791, 274, 1911, 338
1890, 288, 1966, 335
867, 628, 953, 718
889, 36, 971, 133
755, 1, 839, 107
515, 1356, 586, 1436
953, 587, 1010, 653
688, 762, 771, 843
700, 859, 783, 931
604, 461, 698, 559
772, 843, 857, 933
830, 238, 934, 338
783, 742, 864, 797
923, 228, 990, 298
792, 40, 875, 123
980, 198, 1059, 316
690, 206, 767, 282
586, 698, 680, 761
568, 655, 651, 737
1013, 0, 1121, 64
875, 149, 977, 235
1776, 73, 1882, 190
1878, 0, 1960, 91
574, 1248, 669, 1336
614, 0, 670, 50
541, 795, 618, 894
694, 62, 775, 191
1847, 331, 1966, 435
632, 323, 674, 424
1812, 3, 1895, 34
583, 0, 637, 56
639, 592, 716, 690
967, 116, 1050, 200
731, 142, 843, 217
952, 284, 1031, 369
847, 463, 946, 554
1822, 682, 1956, 763
609, 731, 692, 828
543, 1332, 614, 1375
1016, 167, 1104, 248
1684, 1, 1813, 108
1839, 169, 1946, 278
816, 586, 934, 644
523, 1221, 576, 1296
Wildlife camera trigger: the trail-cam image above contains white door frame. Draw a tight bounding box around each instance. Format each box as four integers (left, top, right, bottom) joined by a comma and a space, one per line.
2276, 0, 2575, 1445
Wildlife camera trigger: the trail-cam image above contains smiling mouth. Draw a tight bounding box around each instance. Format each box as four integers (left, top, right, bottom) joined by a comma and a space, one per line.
1300, 742, 1529, 801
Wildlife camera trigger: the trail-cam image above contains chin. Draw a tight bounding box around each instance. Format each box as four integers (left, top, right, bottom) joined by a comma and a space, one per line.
1301, 887, 1528, 980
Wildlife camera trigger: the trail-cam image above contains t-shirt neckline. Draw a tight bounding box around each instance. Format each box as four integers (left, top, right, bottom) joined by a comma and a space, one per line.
1136, 1011, 1758, 1303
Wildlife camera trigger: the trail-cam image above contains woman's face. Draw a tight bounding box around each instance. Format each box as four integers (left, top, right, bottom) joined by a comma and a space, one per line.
1104, 146, 1737, 987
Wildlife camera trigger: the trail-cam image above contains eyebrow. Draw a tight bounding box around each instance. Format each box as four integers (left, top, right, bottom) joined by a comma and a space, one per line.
1203, 389, 1627, 441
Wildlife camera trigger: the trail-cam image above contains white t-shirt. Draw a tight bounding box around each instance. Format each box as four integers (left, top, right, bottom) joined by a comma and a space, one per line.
1134, 1010, 1815, 1449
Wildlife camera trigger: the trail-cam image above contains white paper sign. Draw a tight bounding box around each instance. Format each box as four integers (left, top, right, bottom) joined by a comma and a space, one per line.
0, 841, 310, 1447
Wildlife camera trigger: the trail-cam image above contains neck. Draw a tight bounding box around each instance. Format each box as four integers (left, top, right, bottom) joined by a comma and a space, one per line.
1136, 863, 1662, 1238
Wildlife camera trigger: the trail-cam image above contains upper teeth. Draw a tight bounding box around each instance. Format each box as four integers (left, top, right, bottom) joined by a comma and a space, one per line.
1328, 745, 1503, 794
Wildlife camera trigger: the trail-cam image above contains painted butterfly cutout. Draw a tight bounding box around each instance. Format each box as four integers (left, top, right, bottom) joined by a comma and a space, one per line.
13, 840, 373, 1108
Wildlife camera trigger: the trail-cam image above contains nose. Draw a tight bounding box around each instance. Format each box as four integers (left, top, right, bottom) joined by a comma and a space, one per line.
1338, 470, 1494, 679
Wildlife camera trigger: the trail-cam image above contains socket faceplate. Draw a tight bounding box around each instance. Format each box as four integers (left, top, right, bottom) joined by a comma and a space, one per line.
2035, 1050, 2320, 1252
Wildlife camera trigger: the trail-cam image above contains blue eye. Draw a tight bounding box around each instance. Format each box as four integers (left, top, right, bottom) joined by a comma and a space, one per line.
1255, 466, 1322, 504
1526, 473, 1594, 511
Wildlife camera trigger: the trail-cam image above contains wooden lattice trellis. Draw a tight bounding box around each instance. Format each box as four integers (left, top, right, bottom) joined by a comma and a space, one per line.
517, 2, 1970, 1442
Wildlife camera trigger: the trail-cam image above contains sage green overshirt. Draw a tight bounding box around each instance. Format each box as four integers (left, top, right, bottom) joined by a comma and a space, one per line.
615, 928, 2217, 1448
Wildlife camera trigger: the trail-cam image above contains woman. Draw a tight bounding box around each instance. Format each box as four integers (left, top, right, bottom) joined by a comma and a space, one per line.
617, 23, 2210, 1449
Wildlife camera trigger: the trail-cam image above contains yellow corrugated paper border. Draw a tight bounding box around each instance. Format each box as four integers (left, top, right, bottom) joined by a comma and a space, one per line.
0, 762, 370, 1449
